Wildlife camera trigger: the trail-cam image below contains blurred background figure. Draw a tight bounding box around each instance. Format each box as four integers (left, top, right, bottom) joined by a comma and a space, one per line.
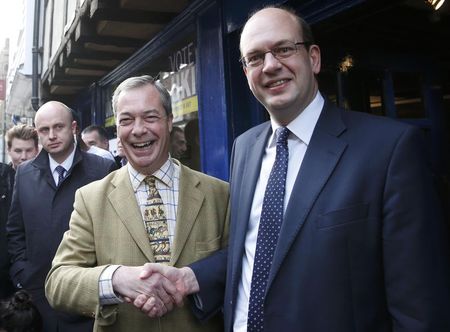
116, 138, 127, 167
169, 126, 187, 160
0, 290, 43, 332
81, 125, 115, 162
5, 125, 39, 171
184, 119, 200, 171
1, 125, 38, 300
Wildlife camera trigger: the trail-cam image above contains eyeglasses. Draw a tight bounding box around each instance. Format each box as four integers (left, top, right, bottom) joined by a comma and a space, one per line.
240, 41, 311, 68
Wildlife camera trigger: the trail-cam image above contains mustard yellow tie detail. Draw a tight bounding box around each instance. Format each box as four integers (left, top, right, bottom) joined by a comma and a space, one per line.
143, 176, 171, 264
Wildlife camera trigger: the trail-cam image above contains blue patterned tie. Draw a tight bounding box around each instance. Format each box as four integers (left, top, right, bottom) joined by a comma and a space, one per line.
248, 127, 290, 332
55, 165, 66, 186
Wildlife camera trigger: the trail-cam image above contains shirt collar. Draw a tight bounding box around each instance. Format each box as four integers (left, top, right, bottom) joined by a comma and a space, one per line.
128, 158, 175, 192
269, 91, 324, 147
48, 143, 76, 174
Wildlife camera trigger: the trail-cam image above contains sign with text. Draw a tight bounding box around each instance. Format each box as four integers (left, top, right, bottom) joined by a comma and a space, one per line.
161, 42, 198, 120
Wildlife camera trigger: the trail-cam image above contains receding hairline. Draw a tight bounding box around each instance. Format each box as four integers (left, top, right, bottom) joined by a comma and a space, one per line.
240, 6, 308, 54
35, 101, 74, 124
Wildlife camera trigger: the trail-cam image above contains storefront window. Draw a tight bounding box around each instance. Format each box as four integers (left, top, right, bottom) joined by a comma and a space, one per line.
104, 28, 201, 170
393, 71, 426, 119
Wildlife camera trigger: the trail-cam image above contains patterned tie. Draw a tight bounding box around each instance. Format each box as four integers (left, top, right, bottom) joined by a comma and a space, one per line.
248, 127, 290, 332
55, 165, 66, 186
143, 176, 171, 264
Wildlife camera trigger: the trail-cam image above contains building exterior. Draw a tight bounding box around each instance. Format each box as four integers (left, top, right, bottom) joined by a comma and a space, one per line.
0, 40, 9, 162
13, 0, 450, 210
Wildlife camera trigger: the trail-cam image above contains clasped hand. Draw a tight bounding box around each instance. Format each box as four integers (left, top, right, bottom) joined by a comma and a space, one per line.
112, 263, 199, 318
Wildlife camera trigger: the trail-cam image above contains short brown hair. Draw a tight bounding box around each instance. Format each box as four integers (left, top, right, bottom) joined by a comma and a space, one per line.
6, 124, 39, 149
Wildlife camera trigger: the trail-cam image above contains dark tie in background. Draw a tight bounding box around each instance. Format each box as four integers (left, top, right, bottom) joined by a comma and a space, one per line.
143, 176, 171, 264
248, 127, 290, 332
55, 165, 66, 186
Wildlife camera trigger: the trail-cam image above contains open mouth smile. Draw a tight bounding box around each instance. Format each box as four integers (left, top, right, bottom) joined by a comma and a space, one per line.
132, 140, 155, 149
266, 79, 290, 88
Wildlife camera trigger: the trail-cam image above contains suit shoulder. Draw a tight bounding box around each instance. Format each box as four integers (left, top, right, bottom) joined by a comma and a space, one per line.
341, 108, 414, 133
80, 151, 116, 172
77, 168, 119, 195
236, 121, 270, 143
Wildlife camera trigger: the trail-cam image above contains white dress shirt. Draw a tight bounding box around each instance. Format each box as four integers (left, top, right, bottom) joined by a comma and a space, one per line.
233, 92, 324, 331
48, 144, 76, 185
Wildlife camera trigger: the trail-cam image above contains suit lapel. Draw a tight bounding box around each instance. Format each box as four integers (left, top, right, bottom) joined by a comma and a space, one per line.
267, 102, 348, 290
171, 165, 204, 265
231, 125, 271, 297
108, 167, 154, 262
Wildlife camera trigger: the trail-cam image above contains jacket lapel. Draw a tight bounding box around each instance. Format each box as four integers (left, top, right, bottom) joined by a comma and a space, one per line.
108, 167, 154, 262
230, 124, 271, 296
171, 165, 204, 265
267, 102, 348, 290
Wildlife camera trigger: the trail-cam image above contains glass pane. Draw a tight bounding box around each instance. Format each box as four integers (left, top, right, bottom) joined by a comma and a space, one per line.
393, 72, 425, 119
104, 26, 201, 170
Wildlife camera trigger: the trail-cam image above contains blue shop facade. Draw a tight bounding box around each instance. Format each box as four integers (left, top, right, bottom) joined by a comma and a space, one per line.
69, 0, 449, 211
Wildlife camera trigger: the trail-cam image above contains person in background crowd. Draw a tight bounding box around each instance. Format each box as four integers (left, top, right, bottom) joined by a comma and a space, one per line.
170, 126, 187, 160
0, 290, 42, 332
5, 125, 39, 171
45, 75, 229, 332
1, 125, 39, 299
184, 120, 201, 171
81, 125, 115, 162
116, 138, 127, 167
133, 5, 449, 331
7, 101, 116, 332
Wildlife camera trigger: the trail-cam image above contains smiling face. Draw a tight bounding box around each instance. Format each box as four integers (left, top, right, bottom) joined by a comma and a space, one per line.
240, 8, 321, 125
35, 102, 76, 164
7, 138, 38, 169
116, 84, 173, 175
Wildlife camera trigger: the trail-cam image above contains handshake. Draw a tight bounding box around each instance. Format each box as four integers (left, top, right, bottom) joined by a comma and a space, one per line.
111, 263, 200, 318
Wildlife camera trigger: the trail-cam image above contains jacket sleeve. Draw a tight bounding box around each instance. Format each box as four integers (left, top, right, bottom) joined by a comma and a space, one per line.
382, 126, 450, 330
188, 248, 228, 322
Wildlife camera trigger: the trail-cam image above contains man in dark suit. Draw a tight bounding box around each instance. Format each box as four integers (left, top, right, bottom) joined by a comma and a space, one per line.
6, 101, 116, 331
1, 125, 39, 299
134, 5, 450, 331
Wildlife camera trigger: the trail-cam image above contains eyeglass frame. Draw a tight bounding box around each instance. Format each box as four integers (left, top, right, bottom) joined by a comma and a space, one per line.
239, 41, 312, 68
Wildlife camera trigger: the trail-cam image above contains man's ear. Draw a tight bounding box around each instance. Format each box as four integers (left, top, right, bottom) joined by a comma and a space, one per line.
167, 114, 173, 133
71, 121, 77, 135
309, 45, 321, 74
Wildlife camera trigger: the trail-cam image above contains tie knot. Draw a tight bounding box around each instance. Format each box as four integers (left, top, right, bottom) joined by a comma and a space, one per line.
144, 176, 157, 188
276, 127, 290, 145
55, 165, 66, 177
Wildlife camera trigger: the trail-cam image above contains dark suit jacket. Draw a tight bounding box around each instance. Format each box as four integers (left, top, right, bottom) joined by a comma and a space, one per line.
191, 101, 450, 331
6, 147, 116, 331
0, 162, 15, 299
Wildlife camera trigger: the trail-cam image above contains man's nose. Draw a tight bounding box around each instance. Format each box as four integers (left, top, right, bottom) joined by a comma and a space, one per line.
262, 52, 282, 72
131, 118, 148, 136
49, 128, 57, 139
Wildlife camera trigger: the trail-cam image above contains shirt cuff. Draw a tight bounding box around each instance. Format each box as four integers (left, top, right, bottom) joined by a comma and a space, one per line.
192, 293, 203, 310
99, 265, 124, 305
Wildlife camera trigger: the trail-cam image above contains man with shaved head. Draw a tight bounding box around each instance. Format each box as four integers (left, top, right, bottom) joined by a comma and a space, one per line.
6, 101, 116, 331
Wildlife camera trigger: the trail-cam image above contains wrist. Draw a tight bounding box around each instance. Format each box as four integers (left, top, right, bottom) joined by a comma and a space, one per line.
180, 267, 200, 294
